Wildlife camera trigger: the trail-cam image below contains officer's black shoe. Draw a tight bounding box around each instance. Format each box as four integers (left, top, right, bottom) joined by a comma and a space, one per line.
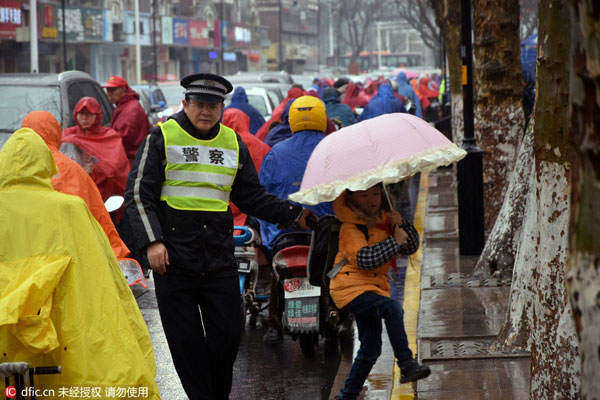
398, 358, 431, 383
263, 328, 283, 343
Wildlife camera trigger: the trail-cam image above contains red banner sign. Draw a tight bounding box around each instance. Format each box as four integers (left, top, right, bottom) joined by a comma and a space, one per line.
189, 20, 209, 47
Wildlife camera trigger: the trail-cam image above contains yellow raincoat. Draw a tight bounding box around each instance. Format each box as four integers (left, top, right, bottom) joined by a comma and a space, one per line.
0, 129, 160, 399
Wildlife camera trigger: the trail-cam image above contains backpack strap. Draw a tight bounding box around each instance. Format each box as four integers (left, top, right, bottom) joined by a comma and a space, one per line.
326, 223, 370, 280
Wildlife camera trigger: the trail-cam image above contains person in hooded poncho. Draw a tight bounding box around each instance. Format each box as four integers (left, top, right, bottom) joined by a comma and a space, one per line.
0, 128, 159, 399
102, 76, 151, 163
395, 71, 423, 118
264, 99, 295, 148
322, 87, 356, 128
255, 86, 305, 141
223, 87, 266, 134
62, 97, 130, 201
21, 110, 129, 259
221, 108, 271, 227
357, 83, 407, 122
342, 81, 369, 111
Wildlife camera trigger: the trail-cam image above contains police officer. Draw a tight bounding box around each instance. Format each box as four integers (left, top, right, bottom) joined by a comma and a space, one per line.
124, 73, 314, 399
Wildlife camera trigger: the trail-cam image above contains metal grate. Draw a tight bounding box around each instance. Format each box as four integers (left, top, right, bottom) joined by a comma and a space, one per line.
423, 339, 530, 360
426, 273, 511, 288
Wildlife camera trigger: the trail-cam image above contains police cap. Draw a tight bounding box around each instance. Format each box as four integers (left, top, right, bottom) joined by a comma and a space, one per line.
180, 73, 233, 103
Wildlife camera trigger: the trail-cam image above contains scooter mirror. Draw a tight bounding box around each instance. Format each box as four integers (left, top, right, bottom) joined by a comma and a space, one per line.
104, 195, 124, 212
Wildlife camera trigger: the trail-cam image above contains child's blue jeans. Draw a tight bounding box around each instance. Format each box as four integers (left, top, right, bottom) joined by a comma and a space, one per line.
337, 291, 413, 400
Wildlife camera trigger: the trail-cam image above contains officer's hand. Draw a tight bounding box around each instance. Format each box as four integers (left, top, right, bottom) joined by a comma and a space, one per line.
147, 241, 169, 275
297, 209, 317, 230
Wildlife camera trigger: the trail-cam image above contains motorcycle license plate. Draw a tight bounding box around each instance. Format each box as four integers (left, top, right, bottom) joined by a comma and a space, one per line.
283, 277, 321, 299
284, 296, 319, 332
237, 259, 251, 273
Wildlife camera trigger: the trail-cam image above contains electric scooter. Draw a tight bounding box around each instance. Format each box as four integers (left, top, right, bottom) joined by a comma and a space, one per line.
234, 226, 270, 326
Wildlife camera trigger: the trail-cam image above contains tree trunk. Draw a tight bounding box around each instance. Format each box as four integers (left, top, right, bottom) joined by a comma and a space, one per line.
494, 0, 581, 397
430, 0, 463, 145
566, 0, 600, 397
473, 0, 524, 234
472, 120, 533, 279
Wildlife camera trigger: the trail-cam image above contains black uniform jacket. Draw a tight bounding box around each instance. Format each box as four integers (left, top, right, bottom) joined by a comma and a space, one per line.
124, 111, 302, 277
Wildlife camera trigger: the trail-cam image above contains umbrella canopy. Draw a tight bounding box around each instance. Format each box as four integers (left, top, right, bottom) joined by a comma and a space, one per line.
289, 113, 466, 205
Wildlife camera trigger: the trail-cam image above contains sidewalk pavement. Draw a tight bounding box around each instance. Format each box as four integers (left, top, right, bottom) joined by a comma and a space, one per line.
329, 168, 531, 399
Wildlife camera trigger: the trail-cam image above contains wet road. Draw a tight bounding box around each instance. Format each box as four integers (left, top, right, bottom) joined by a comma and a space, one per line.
133, 277, 352, 400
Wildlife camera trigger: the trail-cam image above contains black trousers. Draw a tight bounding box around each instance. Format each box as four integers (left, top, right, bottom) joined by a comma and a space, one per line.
154, 272, 243, 400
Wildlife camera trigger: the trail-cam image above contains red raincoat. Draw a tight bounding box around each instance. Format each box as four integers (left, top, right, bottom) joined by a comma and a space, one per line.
342, 81, 368, 111
111, 88, 151, 162
62, 97, 130, 202
417, 77, 440, 110
22, 111, 130, 258
222, 108, 271, 226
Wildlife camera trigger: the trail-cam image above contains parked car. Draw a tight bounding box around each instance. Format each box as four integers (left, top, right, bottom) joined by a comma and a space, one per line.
131, 84, 168, 126
224, 86, 276, 120
225, 72, 292, 98
157, 81, 185, 120
0, 71, 113, 146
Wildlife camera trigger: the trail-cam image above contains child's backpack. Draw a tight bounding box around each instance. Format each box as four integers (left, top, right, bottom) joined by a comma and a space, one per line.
307, 215, 368, 288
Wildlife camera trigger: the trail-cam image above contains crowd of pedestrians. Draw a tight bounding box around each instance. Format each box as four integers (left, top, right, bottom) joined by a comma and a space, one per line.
1, 68, 446, 399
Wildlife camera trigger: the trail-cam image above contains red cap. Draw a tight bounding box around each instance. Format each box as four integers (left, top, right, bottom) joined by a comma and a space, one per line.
102, 75, 128, 89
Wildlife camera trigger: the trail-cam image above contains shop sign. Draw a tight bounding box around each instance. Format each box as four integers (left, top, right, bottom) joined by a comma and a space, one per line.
41, 5, 57, 39
223, 52, 236, 62
234, 26, 251, 44
58, 7, 104, 42
0, 1, 22, 39
161, 16, 172, 45
189, 20, 209, 47
172, 18, 189, 45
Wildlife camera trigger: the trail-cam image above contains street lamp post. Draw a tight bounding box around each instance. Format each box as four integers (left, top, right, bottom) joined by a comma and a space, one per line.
61, 0, 66, 70
279, 0, 283, 70
134, 0, 141, 84
29, 0, 38, 72
220, 0, 224, 74
456, 0, 485, 255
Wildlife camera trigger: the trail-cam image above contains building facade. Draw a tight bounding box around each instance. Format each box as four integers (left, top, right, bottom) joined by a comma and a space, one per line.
0, 0, 268, 82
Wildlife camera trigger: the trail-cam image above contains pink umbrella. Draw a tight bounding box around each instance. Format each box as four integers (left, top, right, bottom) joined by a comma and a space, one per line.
392, 68, 420, 79
288, 113, 466, 205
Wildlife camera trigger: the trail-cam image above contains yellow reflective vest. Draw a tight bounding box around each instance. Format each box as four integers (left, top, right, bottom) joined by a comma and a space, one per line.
160, 119, 239, 211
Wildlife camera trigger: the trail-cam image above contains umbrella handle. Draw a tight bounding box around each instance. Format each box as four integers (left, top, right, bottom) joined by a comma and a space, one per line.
383, 185, 396, 211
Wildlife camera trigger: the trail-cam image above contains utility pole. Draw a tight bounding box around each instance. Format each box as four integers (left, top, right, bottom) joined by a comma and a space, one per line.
152, 0, 158, 81
456, 0, 485, 255
376, 22, 382, 70
29, 0, 38, 72
220, 0, 224, 74
278, 0, 283, 70
134, 0, 141, 84
61, 0, 66, 70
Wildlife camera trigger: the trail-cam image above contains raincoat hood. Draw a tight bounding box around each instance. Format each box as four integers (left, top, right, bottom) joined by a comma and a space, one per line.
21, 110, 62, 150
396, 71, 409, 86
118, 88, 141, 105
374, 83, 396, 100
73, 97, 103, 131
0, 128, 57, 190
230, 86, 249, 103
322, 87, 341, 104
0, 130, 159, 395
222, 107, 251, 133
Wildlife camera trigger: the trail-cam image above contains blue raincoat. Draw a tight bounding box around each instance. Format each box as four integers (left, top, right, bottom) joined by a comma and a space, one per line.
258, 130, 333, 249
358, 83, 407, 122
264, 99, 295, 148
224, 87, 266, 134
322, 87, 356, 128
395, 72, 423, 118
